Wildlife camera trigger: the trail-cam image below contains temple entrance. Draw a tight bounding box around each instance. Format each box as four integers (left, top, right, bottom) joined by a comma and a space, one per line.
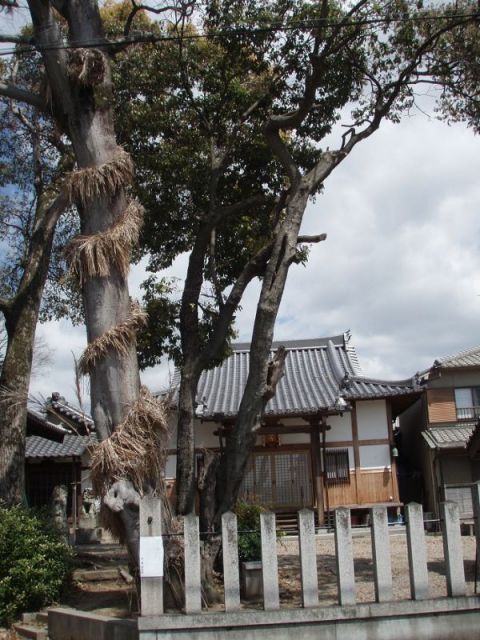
240, 449, 313, 509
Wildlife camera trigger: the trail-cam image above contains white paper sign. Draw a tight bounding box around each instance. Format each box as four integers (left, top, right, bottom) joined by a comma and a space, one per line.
139, 536, 164, 577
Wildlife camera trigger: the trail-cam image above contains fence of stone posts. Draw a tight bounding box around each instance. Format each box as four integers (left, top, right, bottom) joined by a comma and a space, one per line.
138, 483, 480, 616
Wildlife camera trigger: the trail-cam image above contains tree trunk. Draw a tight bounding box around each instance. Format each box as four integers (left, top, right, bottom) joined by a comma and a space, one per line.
176, 365, 201, 515
0, 201, 57, 505
25, 3, 145, 560
0, 319, 31, 505
215, 186, 311, 519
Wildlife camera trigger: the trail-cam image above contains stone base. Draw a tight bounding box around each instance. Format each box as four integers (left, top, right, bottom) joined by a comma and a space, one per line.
240, 561, 263, 601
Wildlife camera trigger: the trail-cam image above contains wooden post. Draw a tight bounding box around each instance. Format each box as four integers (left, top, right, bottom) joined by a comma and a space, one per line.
139, 496, 164, 616
310, 422, 325, 526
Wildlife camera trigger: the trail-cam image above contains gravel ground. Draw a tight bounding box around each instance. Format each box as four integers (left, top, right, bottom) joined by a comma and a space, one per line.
276, 529, 477, 608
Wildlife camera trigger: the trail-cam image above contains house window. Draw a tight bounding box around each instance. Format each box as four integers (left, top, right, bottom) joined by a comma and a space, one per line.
454, 388, 480, 420
324, 449, 350, 486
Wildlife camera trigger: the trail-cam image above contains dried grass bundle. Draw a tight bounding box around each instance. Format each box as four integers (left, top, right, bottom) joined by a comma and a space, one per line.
89, 387, 169, 496
67, 199, 144, 283
78, 301, 147, 375
65, 148, 134, 206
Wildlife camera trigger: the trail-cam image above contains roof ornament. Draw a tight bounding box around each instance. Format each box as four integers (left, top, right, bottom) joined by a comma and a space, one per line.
195, 397, 207, 418
341, 373, 352, 390
334, 393, 349, 415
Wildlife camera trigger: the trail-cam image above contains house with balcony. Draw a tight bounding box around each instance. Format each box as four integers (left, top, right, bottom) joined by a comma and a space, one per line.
399, 346, 480, 520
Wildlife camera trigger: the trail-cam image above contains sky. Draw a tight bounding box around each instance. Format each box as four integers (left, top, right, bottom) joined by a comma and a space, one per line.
2, 6, 480, 407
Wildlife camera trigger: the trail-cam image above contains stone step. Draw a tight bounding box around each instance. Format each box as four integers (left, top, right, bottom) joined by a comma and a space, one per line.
13, 623, 47, 640
35, 612, 49, 625
73, 567, 125, 582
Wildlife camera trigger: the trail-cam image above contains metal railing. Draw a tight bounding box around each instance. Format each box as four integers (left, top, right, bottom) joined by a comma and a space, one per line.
456, 406, 480, 420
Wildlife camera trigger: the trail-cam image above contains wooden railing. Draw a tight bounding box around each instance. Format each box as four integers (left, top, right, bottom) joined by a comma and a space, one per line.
139, 484, 480, 617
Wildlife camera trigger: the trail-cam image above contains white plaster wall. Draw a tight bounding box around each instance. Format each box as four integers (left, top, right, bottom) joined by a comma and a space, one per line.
356, 400, 389, 440
428, 371, 480, 389
359, 444, 391, 469
195, 420, 220, 447
279, 433, 310, 445
325, 413, 352, 442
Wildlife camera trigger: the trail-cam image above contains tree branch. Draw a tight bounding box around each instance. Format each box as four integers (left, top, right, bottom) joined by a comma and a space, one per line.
0, 82, 47, 112
200, 240, 274, 369
0, 33, 32, 45
0, 296, 12, 315
297, 233, 327, 244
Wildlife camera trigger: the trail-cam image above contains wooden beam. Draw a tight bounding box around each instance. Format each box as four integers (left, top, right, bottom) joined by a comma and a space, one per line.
310, 423, 325, 525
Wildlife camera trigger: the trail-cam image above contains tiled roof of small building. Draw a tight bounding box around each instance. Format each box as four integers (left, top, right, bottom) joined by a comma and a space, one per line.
194, 334, 419, 419
432, 346, 480, 370
25, 433, 97, 459
421, 423, 477, 449
46, 393, 94, 430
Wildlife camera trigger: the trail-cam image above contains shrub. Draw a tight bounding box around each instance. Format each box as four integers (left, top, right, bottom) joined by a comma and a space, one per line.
0, 504, 73, 625
234, 501, 266, 562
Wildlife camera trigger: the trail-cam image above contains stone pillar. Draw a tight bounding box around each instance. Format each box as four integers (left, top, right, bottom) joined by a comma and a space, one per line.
222, 511, 240, 611
334, 507, 355, 606
298, 509, 319, 607
139, 496, 163, 616
440, 501, 465, 597
405, 502, 429, 600
184, 513, 202, 614
370, 506, 393, 603
260, 512, 280, 610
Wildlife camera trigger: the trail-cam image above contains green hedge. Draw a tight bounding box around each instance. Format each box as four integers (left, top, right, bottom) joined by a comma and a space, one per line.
0, 504, 73, 625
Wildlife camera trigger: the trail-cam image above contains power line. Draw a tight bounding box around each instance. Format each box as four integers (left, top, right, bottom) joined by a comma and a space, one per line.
0, 10, 478, 58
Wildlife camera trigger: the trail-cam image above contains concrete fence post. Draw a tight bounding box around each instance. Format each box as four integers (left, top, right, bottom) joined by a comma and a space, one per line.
222, 511, 240, 611
298, 509, 319, 608
260, 511, 280, 610
139, 496, 164, 616
184, 513, 202, 614
334, 507, 355, 606
370, 506, 393, 603
440, 501, 466, 597
405, 502, 429, 600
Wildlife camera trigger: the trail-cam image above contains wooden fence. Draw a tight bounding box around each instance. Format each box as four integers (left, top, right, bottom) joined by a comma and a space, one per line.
139, 483, 480, 616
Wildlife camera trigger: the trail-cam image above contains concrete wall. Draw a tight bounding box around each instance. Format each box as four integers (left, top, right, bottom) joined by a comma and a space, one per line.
137, 597, 480, 640
48, 598, 480, 640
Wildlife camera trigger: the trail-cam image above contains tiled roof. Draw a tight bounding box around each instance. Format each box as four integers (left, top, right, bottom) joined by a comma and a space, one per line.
194, 334, 419, 419
25, 433, 97, 459
27, 408, 70, 436
46, 393, 94, 430
421, 423, 477, 449
433, 346, 480, 369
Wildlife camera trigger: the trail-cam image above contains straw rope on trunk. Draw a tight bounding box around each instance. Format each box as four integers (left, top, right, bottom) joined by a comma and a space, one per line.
65, 144, 167, 500
78, 301, 147, 375
66, 199, 144, 284
89, 386, 169, 496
